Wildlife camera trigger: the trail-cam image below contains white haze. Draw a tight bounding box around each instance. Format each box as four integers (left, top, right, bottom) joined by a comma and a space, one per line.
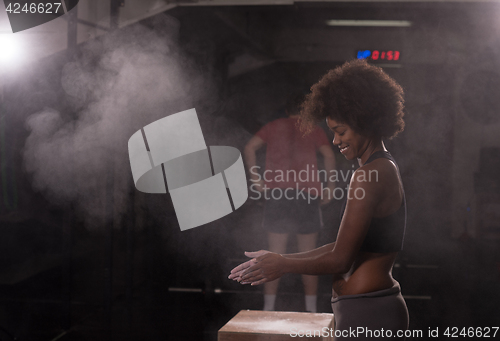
23, 17, 219, 229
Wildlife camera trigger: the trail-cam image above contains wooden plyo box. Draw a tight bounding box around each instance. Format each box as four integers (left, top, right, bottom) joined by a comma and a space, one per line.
218, 310, 335, 341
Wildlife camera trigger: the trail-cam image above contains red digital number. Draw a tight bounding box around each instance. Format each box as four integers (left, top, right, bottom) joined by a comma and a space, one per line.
366, 50, 400, 61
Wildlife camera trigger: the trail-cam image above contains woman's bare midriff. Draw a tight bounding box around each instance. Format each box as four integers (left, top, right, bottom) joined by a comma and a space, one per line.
332, 251, 398, 298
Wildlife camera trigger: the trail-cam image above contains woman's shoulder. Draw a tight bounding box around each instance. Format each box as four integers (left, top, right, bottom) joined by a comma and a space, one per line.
352, 157, 399, 189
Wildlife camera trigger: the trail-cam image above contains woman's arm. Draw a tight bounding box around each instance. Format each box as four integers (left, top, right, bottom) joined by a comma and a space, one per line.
238, 246, 348, 284
228, 243, 335, 281
244, 135, 266, 190
281, 246, 348, 275
282, 242, 335, 259
238, 169, 381, 285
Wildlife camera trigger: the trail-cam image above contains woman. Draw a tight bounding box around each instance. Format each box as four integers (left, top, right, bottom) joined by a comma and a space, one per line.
229, 59, 408, 340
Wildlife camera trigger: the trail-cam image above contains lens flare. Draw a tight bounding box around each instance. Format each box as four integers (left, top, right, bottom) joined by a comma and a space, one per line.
0, 34, 21, 66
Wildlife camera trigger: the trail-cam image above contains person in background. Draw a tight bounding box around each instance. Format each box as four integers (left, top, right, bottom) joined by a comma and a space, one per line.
243, 93, 336, 312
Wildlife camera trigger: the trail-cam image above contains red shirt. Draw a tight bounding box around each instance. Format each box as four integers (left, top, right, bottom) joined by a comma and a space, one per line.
255, 117, 330, 192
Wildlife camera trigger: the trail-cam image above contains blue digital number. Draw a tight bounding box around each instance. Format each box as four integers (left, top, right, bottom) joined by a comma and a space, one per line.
357, 50, 371, 59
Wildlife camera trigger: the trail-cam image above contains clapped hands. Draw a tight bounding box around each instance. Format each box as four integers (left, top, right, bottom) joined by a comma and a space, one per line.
228, 250, 287, 286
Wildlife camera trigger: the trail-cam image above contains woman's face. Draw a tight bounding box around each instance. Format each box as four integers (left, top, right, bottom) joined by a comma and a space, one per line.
325, 117, 370, 160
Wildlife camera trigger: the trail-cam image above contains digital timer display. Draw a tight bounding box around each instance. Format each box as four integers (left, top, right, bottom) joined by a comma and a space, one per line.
357, 50, 400, 61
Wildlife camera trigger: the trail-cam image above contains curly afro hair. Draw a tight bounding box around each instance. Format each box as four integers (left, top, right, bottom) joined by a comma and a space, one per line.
299, 59, 405, 139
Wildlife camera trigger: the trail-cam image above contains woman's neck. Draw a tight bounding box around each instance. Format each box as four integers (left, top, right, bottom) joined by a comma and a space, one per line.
358, 140, 386, 166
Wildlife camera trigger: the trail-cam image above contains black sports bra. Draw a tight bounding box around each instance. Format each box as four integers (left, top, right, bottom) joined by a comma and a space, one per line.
340, 151, 406, 253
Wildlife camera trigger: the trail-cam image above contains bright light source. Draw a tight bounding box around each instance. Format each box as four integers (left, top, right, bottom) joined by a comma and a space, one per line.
325, 20, 412, 27
0, 33, 22, 66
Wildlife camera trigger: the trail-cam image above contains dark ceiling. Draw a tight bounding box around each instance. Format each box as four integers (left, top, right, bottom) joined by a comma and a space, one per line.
162, 1, 500, 73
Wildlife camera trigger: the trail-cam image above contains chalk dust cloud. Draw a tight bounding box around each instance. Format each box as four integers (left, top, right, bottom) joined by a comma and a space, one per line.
23, 16, 219, 230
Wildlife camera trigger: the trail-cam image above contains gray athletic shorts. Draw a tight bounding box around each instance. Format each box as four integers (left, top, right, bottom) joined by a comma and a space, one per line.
331, 282, 409, 340
262, 189, 321, 234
